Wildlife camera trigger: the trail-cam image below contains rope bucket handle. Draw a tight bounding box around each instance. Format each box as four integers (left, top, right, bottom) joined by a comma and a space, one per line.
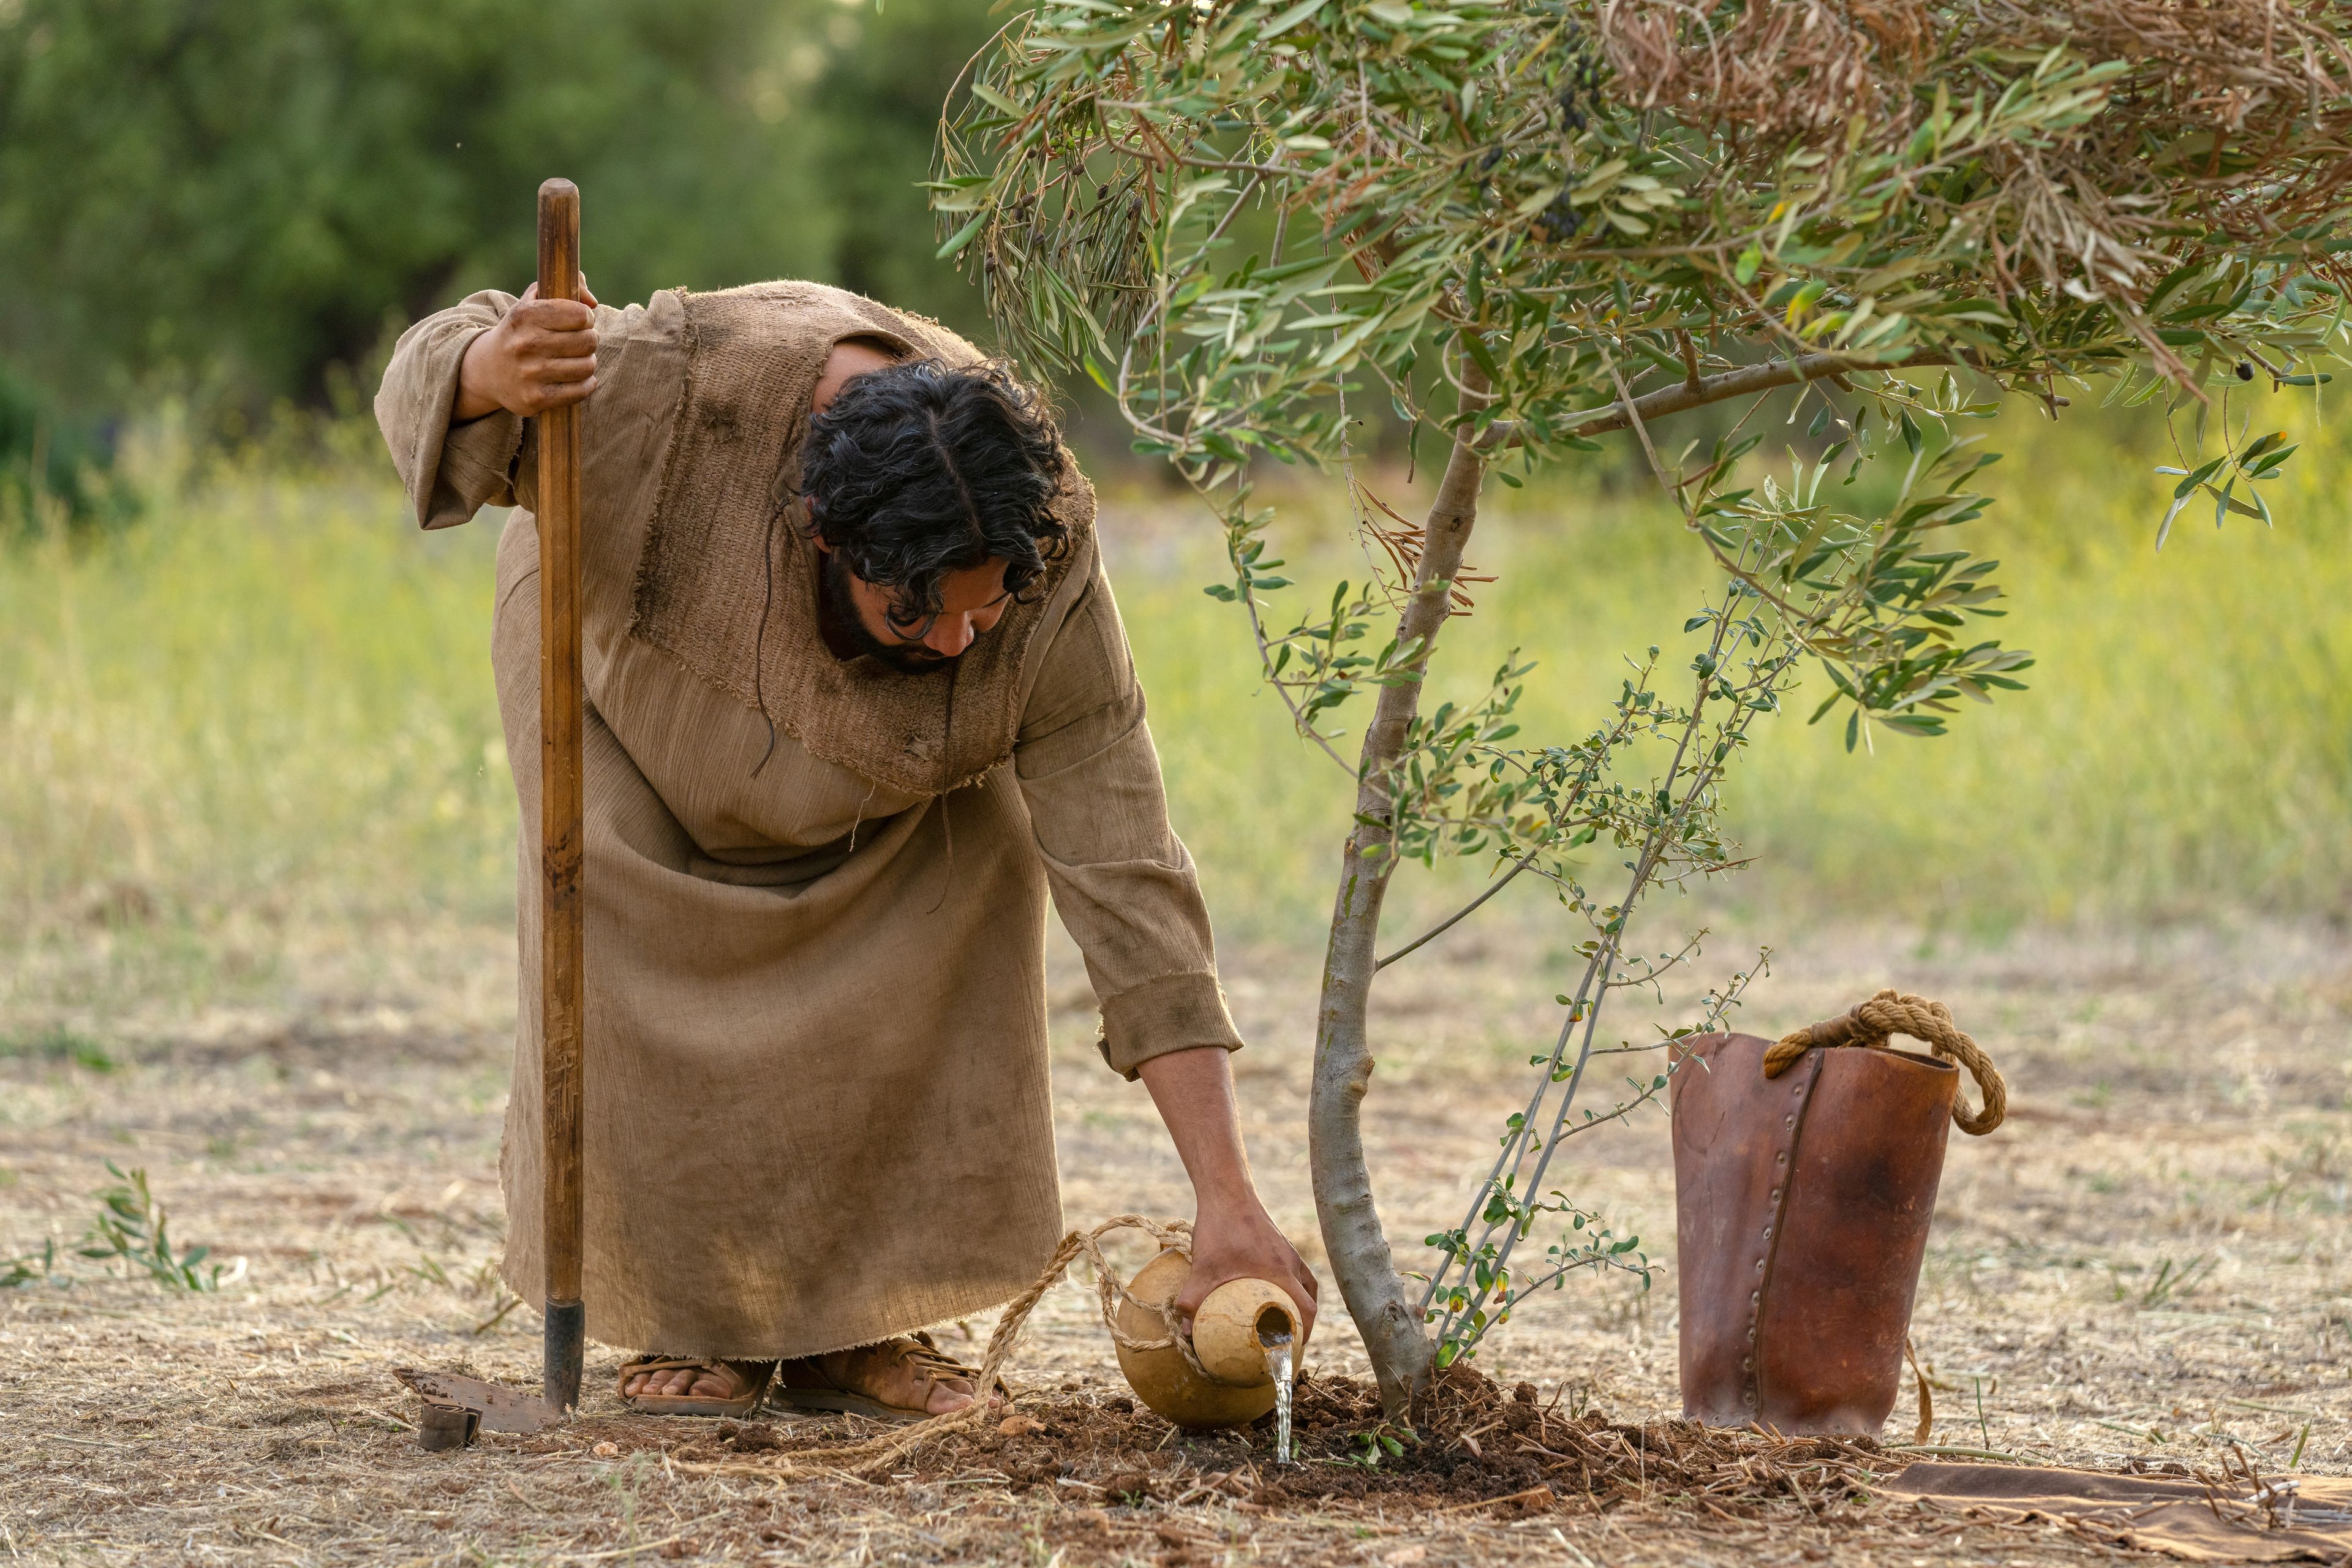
1761, 988, 2007, 1136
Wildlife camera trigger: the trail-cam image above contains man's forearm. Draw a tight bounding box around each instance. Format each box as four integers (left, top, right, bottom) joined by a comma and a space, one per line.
453, 327, 507, 423
1136, 1046, 1258, 1218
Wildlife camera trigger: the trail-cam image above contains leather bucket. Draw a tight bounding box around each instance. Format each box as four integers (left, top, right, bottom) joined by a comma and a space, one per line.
1670, 992, 2005, 1436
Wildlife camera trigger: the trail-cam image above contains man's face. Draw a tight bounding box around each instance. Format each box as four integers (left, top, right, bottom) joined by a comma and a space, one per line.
820, 545, 1014, 673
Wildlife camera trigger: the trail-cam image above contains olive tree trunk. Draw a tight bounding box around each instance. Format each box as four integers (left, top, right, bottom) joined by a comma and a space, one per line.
1310, 386, 1488, 1419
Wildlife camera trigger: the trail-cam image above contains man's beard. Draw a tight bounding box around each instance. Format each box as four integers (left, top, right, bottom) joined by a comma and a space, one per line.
818, 550, 956, 674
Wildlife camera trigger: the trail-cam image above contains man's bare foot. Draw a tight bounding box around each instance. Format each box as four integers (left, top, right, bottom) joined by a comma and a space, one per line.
620, 1358, 769, 1401
777, 1336, 978, 1417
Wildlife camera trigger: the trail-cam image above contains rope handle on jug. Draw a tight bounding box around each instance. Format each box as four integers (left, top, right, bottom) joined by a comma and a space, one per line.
720, 1215, 1208, 1479
1762, 987, 2007, 1136
1077, 1218, 1217, 1379
971, 1213, 1212, 1381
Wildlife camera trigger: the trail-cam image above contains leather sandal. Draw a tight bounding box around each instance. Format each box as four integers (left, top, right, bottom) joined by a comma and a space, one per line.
615, 1354, 774, 1417
769, 1332, 986, 1423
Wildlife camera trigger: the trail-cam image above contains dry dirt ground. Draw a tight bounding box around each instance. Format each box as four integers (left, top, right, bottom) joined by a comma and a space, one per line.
2, 915, 2347, 1566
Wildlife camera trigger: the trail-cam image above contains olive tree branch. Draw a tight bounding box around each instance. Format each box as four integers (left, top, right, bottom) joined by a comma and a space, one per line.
1372, 676, 1656, 970
1477, 349, 1961, 452
1373, 841, 1545, 971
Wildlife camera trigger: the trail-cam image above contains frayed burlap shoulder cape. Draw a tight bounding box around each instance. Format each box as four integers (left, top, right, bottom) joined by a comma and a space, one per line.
376, 281, 1242, 1358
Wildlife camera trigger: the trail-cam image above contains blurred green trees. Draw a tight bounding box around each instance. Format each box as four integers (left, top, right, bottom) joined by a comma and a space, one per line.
0, 0, 992, 441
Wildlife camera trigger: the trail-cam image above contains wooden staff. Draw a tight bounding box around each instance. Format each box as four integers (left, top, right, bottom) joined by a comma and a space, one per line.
535, 177, 587, 1414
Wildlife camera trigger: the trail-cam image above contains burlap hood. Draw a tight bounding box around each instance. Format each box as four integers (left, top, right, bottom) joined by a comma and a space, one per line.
627, 281, 1096, 797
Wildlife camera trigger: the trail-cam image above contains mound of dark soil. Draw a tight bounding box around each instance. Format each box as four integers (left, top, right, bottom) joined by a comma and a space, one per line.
603, 1365, 1890, 1517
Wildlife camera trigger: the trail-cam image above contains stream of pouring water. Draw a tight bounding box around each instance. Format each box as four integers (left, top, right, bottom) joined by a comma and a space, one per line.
1264, 1334, 1295, 1465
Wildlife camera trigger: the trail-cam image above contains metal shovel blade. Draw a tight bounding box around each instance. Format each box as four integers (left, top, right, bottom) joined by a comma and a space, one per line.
393, 1366, 564, 1434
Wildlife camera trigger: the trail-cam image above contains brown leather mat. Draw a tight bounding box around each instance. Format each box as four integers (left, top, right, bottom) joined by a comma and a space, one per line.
1880, 1461, 2352, 1562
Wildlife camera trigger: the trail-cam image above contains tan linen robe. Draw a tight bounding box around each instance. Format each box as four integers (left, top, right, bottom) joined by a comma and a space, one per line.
375, 281, 1243, 1359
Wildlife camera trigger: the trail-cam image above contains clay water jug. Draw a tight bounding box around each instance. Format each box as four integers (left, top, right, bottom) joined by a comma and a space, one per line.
1113, 1250, 1309, 1429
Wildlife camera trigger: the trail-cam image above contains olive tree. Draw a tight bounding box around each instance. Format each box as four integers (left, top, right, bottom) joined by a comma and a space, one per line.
931, 0, 2352, 1415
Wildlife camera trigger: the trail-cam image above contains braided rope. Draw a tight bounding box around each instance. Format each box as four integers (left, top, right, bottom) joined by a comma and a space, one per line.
1761, 987, 2007, 1135
720, 1215, 1199, 1476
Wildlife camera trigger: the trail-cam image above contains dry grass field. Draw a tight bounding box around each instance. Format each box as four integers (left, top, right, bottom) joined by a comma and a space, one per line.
4, 914, 2346, 1566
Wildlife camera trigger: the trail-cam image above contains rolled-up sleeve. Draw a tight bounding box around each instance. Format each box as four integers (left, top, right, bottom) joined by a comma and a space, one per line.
374, 290, 527, 531
1016, 562, 1243, 1079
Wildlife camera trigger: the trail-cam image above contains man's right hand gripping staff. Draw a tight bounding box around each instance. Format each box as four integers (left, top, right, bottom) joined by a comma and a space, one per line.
453, 279, 603, 421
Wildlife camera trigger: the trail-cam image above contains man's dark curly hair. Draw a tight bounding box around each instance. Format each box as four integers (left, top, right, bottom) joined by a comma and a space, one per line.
800, 356, 1072, 632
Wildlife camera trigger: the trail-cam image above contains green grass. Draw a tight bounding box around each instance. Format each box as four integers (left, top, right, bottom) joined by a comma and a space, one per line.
0, 1025, 117, 1072
3, 398, 2348, 1014
0, 429, 514, 1009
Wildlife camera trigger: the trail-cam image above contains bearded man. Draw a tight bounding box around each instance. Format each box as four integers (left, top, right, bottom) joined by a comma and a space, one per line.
375, 278, 1317, 1419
